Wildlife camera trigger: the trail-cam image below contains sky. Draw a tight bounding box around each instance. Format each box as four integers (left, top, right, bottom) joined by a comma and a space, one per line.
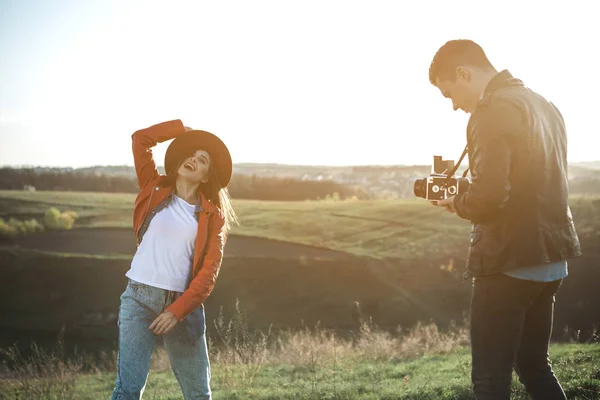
1, 0, 598, 168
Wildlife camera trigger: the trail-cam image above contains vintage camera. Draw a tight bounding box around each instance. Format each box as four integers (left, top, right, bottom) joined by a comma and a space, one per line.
413, 156, 470, 201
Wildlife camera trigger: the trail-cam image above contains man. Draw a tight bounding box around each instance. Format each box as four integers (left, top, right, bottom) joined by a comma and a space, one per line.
428, 39, 581, 399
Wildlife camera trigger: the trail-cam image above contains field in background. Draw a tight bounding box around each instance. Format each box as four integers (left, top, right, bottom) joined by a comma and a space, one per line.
1, 189, 599, 337
3, 189, 600, 260
1, 190, 599, 327
0, 189, 471, 259
1, 190, 599, 399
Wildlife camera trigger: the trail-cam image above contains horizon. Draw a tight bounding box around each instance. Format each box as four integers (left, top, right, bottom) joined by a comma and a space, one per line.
1, 1, 599, 167
3, 159, 600, 171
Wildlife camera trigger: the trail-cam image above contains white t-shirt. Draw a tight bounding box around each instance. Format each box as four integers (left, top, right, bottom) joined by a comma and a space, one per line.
126, 195, 198, 292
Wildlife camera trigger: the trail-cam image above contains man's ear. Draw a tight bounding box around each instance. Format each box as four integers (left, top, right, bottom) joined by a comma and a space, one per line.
456, 66, 471, 82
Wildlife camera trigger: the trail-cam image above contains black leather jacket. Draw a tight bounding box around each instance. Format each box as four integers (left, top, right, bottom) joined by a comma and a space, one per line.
453, 70, 581, 278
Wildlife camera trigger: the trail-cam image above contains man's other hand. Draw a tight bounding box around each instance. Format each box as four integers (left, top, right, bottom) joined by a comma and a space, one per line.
431, 196, 457, 214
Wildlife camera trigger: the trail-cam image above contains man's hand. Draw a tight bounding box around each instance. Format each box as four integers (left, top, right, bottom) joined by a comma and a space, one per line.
431, 196, 457, 214
149, 310, 179, 335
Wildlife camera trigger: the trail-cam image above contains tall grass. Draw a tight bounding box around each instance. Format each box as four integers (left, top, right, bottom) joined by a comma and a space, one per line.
206, 300, 470, 392
0, 302, 469, 399
0, 330, 83, 400
1, 303, 598, 399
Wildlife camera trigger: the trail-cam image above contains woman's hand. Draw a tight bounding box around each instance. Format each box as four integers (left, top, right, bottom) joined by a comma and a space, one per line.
149, 310, 179, 335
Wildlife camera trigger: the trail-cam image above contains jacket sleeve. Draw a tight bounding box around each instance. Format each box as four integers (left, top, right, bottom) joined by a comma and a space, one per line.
166, 214, 226, 321
453, 100, 522, 223
131, 119, 185, 189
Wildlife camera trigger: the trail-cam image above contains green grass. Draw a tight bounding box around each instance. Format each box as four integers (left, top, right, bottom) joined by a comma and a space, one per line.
232, 198, 471, 259
1, 301, 598, 399
3, 344, 598, 400
72, 350, 477, 400
0, 190, 133, 229
1, 190, 599, 260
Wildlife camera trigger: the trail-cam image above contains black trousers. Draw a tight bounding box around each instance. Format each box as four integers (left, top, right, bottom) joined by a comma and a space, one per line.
470, 273, 566, 400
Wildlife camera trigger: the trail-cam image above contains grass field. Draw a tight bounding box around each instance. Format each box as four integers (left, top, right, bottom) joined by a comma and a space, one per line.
0, 189, 470, 259
3, 189, 599, 259
78, 344, 600, 400
1, 190, 599, 399
2, 189, 599, 338
1, 322, 599, 400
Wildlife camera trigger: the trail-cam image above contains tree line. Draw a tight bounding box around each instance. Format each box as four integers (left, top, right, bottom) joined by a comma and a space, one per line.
0, 168, 370, 201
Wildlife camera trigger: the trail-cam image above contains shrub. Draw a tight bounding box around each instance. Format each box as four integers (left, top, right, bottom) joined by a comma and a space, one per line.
324, 192, 341, 202
44, 208, 78, 230
57, 214, 74, 230
0, 217, 44, 238
23, 218, 45, 234
0, 218, 14, 237
44, 207, 61, 230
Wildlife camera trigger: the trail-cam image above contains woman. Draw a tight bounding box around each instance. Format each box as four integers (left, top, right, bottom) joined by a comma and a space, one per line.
111, 119, 237, 400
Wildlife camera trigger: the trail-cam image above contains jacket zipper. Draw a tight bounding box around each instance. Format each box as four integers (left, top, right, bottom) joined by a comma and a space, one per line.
191, 212, 212, 281
137, 186, 157, 245
137, 189, 176, 245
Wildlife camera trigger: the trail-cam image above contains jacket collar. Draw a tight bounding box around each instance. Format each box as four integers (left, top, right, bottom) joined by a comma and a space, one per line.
482, 69, 524, 99
157, 175, 219, 214
198, 191, 219, 214
173, 190, 219, 214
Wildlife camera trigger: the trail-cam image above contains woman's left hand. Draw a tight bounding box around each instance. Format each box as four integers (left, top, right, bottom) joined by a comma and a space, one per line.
149, 310, 179, 335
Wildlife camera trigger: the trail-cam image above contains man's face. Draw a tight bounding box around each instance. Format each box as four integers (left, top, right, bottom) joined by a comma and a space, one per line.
435, 67, 479, 114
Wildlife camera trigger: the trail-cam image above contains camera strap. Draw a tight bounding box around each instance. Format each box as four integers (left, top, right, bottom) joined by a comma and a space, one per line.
447, 144, 470, 178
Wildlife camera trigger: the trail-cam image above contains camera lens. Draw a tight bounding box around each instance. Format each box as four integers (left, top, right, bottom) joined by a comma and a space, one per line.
413, 178, 427, 198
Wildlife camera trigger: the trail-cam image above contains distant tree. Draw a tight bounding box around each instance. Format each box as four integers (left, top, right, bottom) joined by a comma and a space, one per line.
0, 168, 371, 201
227, 175, 370, 201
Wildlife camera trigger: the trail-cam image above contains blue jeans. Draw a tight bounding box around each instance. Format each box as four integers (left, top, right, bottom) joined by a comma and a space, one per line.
111, 279, 211, 400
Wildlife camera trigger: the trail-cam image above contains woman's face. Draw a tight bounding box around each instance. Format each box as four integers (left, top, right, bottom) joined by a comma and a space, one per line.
177, 149, 211, 184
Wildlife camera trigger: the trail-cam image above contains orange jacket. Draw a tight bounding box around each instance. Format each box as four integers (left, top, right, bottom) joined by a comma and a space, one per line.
131, 119, 227, 322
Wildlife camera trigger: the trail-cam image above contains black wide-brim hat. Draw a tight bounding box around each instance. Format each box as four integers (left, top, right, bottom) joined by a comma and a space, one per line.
164, 130, 232, 188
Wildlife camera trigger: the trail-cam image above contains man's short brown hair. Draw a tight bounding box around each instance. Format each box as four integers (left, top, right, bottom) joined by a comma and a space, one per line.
429, 39, 494, 86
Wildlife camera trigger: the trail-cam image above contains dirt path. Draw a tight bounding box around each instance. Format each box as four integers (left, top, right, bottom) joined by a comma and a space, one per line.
5, 228, 352, 259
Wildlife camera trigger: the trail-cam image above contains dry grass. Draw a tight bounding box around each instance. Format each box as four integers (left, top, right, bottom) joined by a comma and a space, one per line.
0, 331, 83, 400
354, 320, 470, 361
202, 300, 470, 392
1, 303, 598, 400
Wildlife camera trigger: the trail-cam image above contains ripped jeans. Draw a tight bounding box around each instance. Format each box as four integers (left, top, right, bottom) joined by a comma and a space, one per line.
110, 279, 211, 400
